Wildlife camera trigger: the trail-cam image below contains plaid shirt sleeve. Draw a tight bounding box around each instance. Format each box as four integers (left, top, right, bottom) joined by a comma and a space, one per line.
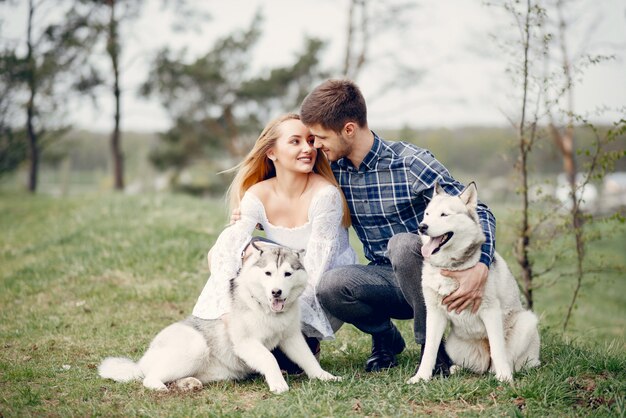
409, 150, 496, 267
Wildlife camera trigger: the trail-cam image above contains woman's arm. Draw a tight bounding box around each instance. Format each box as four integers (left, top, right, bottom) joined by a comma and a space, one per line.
192, 193, 263, 319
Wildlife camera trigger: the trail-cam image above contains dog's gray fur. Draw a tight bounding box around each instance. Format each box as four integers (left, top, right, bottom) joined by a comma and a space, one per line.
99, 246, 340, 393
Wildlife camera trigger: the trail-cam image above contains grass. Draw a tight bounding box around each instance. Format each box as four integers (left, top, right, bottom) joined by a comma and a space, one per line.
0, 192, 624, 417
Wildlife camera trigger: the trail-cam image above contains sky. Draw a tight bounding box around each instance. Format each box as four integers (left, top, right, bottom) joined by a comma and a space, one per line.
2, 0, 625, 133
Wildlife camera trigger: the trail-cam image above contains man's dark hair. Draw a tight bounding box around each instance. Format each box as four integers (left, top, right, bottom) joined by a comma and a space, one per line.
300, 79, 367, 133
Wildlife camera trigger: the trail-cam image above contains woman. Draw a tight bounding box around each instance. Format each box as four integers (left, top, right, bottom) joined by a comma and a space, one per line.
192, 113, 356, 345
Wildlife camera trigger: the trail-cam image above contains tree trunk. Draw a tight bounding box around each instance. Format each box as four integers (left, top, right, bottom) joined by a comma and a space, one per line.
343, 0, 355, 77
515, 0, 534, 309
223, 105, 241, 157
342, 0, 368, 80
25, 0, 38, 193
517, 147, 533, 308
107, 0, 124, 190
553, 0, 585, 331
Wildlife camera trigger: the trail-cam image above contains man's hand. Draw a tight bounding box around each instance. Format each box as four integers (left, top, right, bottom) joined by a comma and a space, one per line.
230, 207, 263, 230
441, 262, 489, 314
207, 246, 215, 270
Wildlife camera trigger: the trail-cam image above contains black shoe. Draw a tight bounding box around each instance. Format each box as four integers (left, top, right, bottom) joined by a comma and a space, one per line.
418, 341, 452, 377
273, 347, 303, 375
306, 336, 321, 361
272, 336, 320, 375
364, 325, 406, 372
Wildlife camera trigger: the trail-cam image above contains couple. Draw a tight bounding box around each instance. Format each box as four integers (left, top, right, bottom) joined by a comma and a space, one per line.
193, 79, 497, 374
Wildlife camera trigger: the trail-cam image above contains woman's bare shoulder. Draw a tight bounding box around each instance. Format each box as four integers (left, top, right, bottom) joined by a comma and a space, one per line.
247, 179, 274, 201
308, 173, 335, 192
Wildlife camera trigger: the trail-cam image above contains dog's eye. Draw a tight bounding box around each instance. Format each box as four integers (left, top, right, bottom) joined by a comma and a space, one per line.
265, 271, 271, 276
284, 272, 292, 277
440, 213, 448, 217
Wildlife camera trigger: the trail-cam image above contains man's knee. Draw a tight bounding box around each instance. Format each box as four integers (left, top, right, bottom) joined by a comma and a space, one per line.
387, 233, 421, 263
316, 267, 350, 307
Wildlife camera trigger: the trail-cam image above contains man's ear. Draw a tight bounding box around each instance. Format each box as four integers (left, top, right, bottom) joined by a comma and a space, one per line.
343, 122, 357, 137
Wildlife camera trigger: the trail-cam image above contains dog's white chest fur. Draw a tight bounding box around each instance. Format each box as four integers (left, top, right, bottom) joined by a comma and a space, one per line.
422, 264, 489, 338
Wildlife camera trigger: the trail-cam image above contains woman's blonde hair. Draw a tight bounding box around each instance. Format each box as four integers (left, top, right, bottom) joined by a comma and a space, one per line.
226, 113, 351, 227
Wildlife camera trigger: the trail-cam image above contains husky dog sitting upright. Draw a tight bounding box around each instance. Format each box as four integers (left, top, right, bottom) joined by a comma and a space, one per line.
408, 182, 540, 384
99, 245, 341, 394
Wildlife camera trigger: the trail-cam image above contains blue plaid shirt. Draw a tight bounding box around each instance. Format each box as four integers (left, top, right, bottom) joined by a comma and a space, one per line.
333, 133, 496, 266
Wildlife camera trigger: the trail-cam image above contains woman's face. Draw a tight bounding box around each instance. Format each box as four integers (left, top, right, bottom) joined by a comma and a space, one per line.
268, 119, 317, 174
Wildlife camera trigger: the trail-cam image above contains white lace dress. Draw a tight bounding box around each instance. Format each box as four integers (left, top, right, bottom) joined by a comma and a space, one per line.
192, 185, 357, 340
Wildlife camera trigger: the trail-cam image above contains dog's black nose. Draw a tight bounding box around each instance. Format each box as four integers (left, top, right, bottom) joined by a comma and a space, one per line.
272, 288, 282, 297
418, 223, 428, 234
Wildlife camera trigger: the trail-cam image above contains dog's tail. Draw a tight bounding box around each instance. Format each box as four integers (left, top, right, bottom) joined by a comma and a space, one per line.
98, 357, 143, 382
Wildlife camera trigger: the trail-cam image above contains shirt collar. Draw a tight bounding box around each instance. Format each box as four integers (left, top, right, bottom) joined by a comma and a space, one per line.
336, 131, 382, 171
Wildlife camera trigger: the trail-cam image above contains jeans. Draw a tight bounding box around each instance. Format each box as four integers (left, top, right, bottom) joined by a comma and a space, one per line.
316, 232, 427, 344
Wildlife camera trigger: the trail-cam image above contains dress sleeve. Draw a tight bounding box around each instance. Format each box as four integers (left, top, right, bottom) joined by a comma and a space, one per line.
304, 186, 344, 288
192, 193, 263, 319
300, 186, 344, 339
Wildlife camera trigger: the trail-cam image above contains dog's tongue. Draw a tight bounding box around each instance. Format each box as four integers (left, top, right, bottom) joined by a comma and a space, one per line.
271, 298, 285, 312
421, 235, 444, 258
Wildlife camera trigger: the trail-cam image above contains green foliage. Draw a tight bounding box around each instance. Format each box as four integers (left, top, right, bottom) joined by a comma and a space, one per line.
0, 0, 104, 185
141, 13, 328, 180
0, 129, 27, 177
382, 125, 626, 180
0, 192, 624, 416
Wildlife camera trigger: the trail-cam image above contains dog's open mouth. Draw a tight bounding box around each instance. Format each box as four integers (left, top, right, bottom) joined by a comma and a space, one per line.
421, 232, 454, 258
270, 298, 286, 312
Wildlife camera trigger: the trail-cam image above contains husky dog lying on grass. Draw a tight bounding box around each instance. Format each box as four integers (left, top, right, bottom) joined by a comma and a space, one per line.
99, 245, 341, 394
409, 182, 540, 383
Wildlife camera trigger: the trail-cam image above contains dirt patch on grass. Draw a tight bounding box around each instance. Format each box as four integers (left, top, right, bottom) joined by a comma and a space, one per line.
568, 373, 617, 410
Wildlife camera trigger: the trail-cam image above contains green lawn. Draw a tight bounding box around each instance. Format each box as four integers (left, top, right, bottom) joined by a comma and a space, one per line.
0, 192, 624, 417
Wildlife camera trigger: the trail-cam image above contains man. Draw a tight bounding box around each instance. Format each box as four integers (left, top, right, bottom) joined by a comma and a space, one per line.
299, 79, 496, 373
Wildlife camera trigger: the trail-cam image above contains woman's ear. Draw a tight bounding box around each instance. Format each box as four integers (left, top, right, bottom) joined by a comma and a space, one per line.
266, 150, 276, 161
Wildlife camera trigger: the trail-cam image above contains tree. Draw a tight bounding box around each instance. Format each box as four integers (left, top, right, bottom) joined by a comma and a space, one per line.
1, 0, 98, 192
141, 12, 328, 180
542, 0, 625, 329
82, 0, 143, 191
0, 46, 26, 177
103, 0, 125, 190
493, 0, 546, 308
341, 0, 423, 100
493, 0, 625, 315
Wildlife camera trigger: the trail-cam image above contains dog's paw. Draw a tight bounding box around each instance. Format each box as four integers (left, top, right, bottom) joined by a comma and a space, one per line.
450, 365, 461, 375
407, 371, 431, 384
314, 370, 342, 382
267, 374, 289, 394
143, 376, 168, 391
496, 372, 513, 383
174, 377, 203, 391
269, 381, 289, 394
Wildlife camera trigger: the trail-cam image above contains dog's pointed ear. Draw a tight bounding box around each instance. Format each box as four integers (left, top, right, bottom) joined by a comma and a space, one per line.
433, 181, 445, 196
459, 182, 478, 208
